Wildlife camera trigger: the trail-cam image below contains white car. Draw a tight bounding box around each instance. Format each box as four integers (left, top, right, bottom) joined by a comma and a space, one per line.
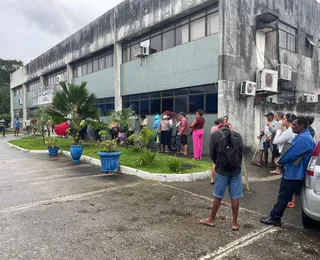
301, 142, 320, 228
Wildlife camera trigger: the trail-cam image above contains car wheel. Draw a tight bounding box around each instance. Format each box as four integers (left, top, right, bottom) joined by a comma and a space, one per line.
302, 208, 316, 229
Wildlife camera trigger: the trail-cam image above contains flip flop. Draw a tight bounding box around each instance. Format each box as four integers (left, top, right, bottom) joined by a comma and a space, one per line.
200, 219, 215, 227
232, 225, 240, 231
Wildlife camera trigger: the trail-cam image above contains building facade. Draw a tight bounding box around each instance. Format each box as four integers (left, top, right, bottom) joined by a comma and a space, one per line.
10, 0, 320, 153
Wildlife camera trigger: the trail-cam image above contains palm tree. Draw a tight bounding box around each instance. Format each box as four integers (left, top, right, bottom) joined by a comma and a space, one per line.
46, 81, 99, 145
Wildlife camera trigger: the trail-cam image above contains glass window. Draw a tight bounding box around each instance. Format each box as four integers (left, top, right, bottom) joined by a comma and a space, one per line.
190, 17, 206, 41
139, 93, 149, 99
287, 34, 296, 52
131, 43, 140, 60
98, 104, 106, 116
77, 66, 82, 77
189, 95, 204, 113
73, 68, 78, 78
162, 90, 174, 97
150, 99, 161, 114
206, 93, 218, 113
190, 11, 205, 21
150, 92, 161, 98
279, 30, 286, 49
175, 96, 188, 113
130, 101, 140, 113
189, 86, 205, 94
163, 30, 175, 50
93, 59, 99, 72
87, 62, 93, 74
82, 64, 88, 75
106, 103, 114, 112
207, 12, 219, 35
175, 24, 189, 46
140, 100, 150, 115
99, 57, 106, 70
162, 98, 173, 111
175, 89, 189, 95
106, 54, 113, 68
151, 35, 162, 53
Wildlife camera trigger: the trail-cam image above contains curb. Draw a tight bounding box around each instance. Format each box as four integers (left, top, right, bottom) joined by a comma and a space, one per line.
6, 142, 211, 182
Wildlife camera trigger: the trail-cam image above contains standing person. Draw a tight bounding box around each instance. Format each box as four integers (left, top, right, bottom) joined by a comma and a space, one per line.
24, 118, 31, 134
190, 109, 205, 160
270, 113, 297, 175
177, 112, 188, 157
210, 118, 224, 184
269, 112, 284, 167
110, 121, 119, 140
260, 117, 314, 226
223, 116, 233, 130
128, 114, 138, 137
253, 112, 275, 166
140, 114, 148, 130
14, 117, 20, 136
200, 124, 244, 231
0, 119, 5, 137
160, 115, 172, 153
153, 114, 161, 149
175, 121, 181, 154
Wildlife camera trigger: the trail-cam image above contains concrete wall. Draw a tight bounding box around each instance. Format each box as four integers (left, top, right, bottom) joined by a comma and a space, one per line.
13, 96, 23, 110
219, 0, 320, 149
21, 0, 217, 82
10, 67, 26, 89
121, 34, 219, 95
72, 68, 115, 98
261, 102, 320, 141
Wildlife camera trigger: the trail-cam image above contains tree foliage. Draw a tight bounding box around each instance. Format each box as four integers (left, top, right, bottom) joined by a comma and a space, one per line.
46, 81, 99, 145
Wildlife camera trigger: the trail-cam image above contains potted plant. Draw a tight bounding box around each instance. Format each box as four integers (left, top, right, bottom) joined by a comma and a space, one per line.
98, 130, 122, 172
46, 81, 99, 163
45, 136, 59, 155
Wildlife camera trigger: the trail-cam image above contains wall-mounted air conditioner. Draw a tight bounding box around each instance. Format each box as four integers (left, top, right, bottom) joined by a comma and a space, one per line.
19, 98, 23, 105
256, 68, 278, 93
56, 75, 66, 83
240, 81, 256, 96
278, 64, 292, 81
304, 94, 316, 103
134, 46, 150, 57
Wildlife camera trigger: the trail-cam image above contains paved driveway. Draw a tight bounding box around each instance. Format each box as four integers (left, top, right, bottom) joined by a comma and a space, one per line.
0, 136, 319, 260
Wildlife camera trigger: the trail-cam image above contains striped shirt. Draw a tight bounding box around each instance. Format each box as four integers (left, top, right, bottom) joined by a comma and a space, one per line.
273, 127, 296, 153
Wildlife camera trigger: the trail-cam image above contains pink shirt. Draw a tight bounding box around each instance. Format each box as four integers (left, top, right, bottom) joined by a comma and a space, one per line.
210, 125, 219, 134
179, 117, 189, 136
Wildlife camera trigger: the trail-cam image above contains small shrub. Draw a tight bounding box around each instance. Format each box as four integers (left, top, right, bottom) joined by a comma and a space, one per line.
127, 129, 156, 151
99, 139, 119, 153
45, 136, 59, 147
168, 157, 183, 173
139, 149, 158, 166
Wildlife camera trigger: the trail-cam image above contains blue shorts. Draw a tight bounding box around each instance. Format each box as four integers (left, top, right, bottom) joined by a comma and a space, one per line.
214, 173, 243, 199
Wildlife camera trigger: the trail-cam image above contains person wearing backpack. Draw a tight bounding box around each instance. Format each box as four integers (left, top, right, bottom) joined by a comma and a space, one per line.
200, 123, 244, 231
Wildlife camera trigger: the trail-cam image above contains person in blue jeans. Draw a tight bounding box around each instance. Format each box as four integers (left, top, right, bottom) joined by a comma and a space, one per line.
200, 124, 244, 231
260, 117, 314, 226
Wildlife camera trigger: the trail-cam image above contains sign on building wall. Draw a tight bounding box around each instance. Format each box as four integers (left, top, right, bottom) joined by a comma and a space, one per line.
32, 86, 54, 106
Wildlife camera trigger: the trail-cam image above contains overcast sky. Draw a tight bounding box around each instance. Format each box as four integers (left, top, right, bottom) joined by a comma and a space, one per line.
0, 0, 123, 64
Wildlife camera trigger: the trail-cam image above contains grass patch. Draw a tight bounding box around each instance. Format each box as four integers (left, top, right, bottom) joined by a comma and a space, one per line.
8, 136, 212, 174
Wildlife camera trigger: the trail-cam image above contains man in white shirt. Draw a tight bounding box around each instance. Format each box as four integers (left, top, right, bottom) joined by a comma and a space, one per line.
24, 119, 31, 134
253, 112, 275, 166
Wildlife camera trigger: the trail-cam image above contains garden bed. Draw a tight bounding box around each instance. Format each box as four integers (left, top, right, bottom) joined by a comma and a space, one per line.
8, 136, 212, 174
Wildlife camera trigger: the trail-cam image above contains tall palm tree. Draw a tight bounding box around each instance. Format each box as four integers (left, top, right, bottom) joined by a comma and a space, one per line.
46, 81, 99, 145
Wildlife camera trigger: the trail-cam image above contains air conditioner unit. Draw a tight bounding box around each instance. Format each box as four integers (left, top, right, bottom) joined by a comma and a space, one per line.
134, 46, 150, 57
240, 81, 256, 96
278, 64, 292, 81
256, 68, 278, 93
304, 94, 316, 103
19, 98, 23, 105
56, 74, 66, 83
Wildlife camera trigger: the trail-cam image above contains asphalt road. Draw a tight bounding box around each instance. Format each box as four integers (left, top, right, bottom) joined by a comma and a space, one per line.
0, 135, 319, 260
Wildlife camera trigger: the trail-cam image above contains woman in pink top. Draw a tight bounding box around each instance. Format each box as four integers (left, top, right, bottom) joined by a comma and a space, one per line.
190, 109, 205, 160
177, 112, 189, 156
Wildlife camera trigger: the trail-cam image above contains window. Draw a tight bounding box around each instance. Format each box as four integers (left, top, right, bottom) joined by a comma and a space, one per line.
163, 30, 175, 50
207, 12, 219, 35
99, 57, 106, 70
82, 64, 88, 75
278, 22, 297, 52
131, 43, 140, 60
190, 17, 206, 41
77, 66, 82, 77
123, 84, 218, 115
93, 59, 99, 72
305, 35, 315, 58
175, 24, 189, 46
121, 4, 218, 62
151, 35, 162, 53
106, 54, 113, 68
94, 98, 114, 116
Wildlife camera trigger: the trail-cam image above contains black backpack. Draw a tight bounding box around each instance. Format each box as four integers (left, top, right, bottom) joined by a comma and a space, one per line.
216, 129, 243, 170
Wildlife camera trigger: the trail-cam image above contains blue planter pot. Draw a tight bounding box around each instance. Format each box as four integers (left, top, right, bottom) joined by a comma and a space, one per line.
98, 151, 122, 172
48, 146, 59, 155
70, 145, 83, 163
